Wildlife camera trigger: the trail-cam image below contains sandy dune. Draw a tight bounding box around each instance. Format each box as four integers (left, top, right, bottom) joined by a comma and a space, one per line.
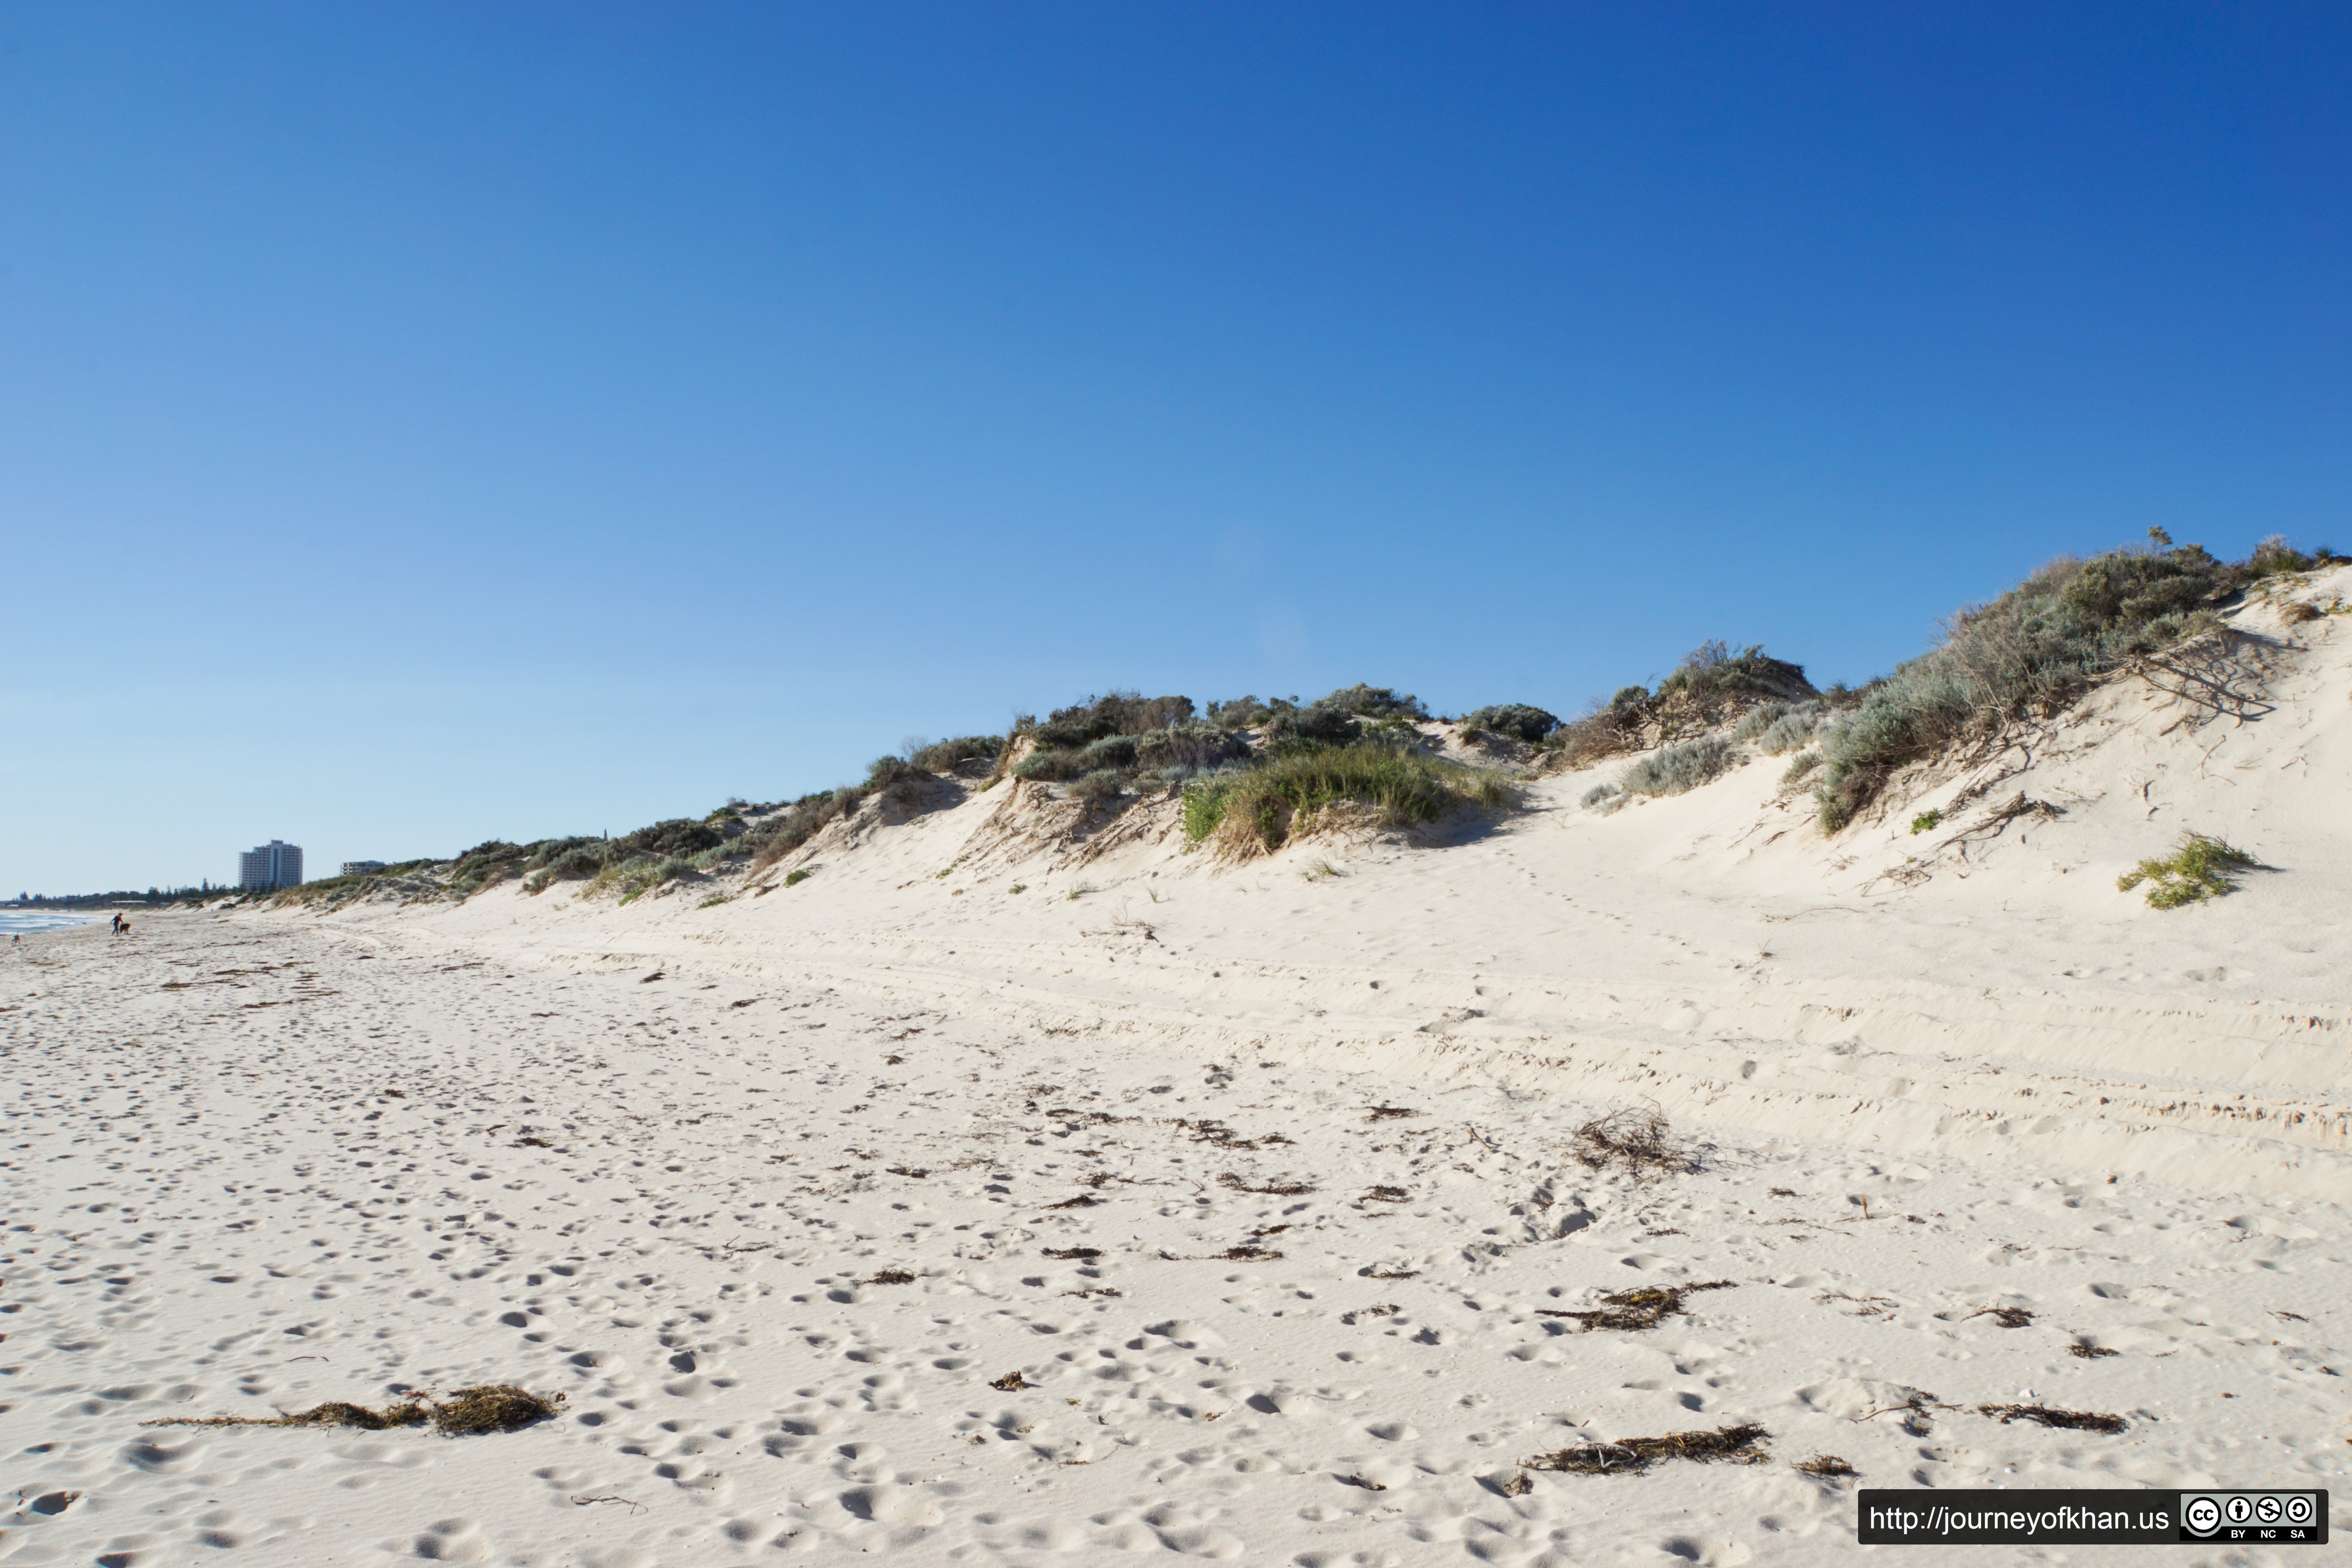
4, 577, 2348, 1564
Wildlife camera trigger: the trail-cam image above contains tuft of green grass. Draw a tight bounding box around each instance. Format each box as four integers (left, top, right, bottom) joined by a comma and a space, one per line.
782, 868, 810, 887
1008, 883, 1027, 894
1910, 809, 1942, 835
1184, 777, 1236, 842
2118, 833, 2256, 909
697, 894, 733, 909
1183, 742, 1514, 857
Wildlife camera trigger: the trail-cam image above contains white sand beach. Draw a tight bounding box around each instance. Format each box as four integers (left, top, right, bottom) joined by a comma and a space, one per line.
5, 577, 2349, 1566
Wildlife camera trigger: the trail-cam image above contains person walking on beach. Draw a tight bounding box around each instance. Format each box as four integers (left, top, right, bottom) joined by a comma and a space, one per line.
111, 913, 122, 935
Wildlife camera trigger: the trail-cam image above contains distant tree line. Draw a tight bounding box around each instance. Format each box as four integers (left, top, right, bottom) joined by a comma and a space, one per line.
13, 882, 222, 908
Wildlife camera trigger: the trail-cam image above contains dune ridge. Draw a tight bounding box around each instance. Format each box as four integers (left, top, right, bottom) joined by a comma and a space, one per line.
3, 563, 2347, 1563
309, 563, 2352, 1195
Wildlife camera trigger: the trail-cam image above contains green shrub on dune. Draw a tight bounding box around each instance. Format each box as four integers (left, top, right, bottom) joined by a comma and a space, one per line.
1543, 644, 1815, 768
1183, 742, 1512, 857
907, 735, 1005, 773
2119, 833, 2256, 909
1618, 735, 1735, 798
1461, 704, 1560, 743
1814, 535, 2328, 832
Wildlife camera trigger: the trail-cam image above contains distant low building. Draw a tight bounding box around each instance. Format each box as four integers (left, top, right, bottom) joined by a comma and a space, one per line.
239, 840, 304, 892
341, 860, 387, 877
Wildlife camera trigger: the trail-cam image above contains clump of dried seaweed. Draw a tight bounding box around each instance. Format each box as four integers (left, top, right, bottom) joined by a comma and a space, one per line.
1963, 1305, 2035, 1328
1570, 1103, 1686, 1180
1173, 1118, 1293, 1151
1538, 1280, 1735, 1332
1976, 1403, 2126, 1434
1523, 1423, 1769, 1475
432, 1385, 565, 1435
145, 1385, 561, 1436
1218, 1172, 1315, 1196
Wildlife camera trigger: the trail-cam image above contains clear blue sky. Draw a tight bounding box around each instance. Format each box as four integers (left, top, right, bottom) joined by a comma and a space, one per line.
5, 3, 2347, 893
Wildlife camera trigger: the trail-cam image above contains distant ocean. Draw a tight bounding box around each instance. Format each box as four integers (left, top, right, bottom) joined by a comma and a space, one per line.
0, 910, 98, 935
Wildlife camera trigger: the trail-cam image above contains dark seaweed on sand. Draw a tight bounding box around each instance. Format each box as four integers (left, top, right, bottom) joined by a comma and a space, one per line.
1523, 1423, 1769, 1475
1217, 1173, 1315, 1196
1976, 1403, 2127, 1434
1963, 1305, 2035, 1328
145, 1385, 562, 1436
1536, 1280, 1735, 1332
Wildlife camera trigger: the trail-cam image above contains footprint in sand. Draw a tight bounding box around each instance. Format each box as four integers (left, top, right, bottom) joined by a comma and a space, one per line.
840, 1483, 942, 1526
412, 1517, 490, 1562
120, 1436, 204, 1474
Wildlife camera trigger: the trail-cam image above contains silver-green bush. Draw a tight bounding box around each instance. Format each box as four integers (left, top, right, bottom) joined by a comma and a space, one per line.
1779, 750, 1822, 786
1730, 701, 1791, 743
1757, 710, 1820, 754
1619, 736, 1736, 798
1813, 539, 2305, 830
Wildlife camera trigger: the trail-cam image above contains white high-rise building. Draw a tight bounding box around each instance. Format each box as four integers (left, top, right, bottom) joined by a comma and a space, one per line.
239, 840, 303, 892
